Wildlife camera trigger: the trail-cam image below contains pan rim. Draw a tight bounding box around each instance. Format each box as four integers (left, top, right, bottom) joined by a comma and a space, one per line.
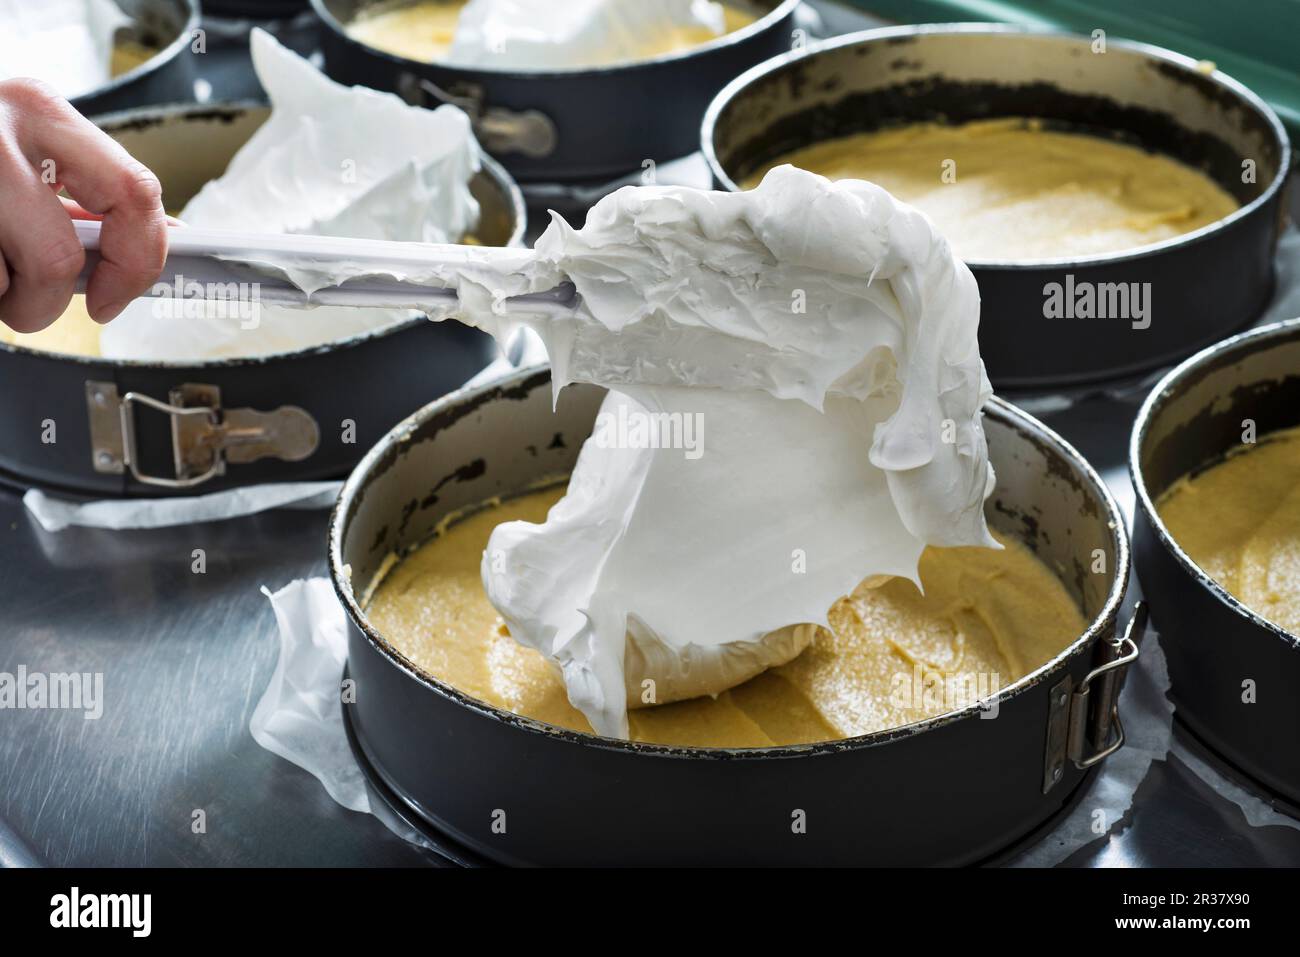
309, 0, 803, 79
69, 0, 202, 108
701, 22, 1292, 271
1129, 316, 1300, 653
329, 364, 1132, 760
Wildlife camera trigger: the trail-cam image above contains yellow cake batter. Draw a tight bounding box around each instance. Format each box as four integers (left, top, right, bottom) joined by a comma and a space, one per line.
1159, 426, 1300, 635
0, 295, 104, 356
346, 0, 758, 66
364, 484, 1087, 748
742, 118, 1239, 261
111, 38, 157, 77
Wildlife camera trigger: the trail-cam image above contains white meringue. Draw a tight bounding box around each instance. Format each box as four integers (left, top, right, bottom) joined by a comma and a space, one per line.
0, 0, 130, 99
448, 165, 997, 738
446, 0, 725, 69
100, 28, 481, 361
192, 164, 997, 740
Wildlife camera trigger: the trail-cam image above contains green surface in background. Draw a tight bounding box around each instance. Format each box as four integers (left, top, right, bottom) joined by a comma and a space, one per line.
841, 0, 1300, 137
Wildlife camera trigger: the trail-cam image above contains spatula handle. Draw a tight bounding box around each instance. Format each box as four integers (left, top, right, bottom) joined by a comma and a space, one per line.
72, 219, 572, 312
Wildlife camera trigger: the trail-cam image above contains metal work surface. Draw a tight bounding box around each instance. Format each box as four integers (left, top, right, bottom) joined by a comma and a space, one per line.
2, 1, 1300, 869
6, 395, 1300, 867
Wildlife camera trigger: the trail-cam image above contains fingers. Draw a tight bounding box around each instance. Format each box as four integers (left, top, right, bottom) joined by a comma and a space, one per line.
59, 196, 100, 220
0, 124, 84, 333
0, 186, 83, 333
79, 160, 167, 323
4, 78, 167, 323
60, 195, 181, 227
0, 247, 10, 314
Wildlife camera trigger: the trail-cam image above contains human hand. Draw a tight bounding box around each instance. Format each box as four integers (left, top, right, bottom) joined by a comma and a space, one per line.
0, 77, 167, 333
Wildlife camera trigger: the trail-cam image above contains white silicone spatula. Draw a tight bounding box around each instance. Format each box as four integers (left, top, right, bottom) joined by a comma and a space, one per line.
71, 219, 578, 313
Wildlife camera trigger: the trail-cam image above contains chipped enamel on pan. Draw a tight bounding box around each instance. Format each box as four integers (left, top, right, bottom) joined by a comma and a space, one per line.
0, 102, 525, 497
1131, 318, 1300, 812
309, 0, 804, 182
329, 366, 1135, 865
703, 24, 1292, 391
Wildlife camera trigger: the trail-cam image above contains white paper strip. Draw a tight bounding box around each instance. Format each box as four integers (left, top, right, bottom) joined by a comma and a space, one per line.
1010, 627, 1175, 866
1172, 739, 1300, 833
24, 481, 342, 532
251, 575, 1192, 863
251, 579, 370, 814
252, 579, 440, 852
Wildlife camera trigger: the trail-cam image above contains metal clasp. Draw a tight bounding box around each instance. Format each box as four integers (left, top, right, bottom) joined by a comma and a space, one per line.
86, 381, 320, 489
1043, 602, 1146, 792
398, 74, 557, 158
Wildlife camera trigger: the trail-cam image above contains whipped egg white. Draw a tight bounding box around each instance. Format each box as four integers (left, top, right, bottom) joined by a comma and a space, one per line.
100, 28, 482, 361
446, 0, 726, 69
411, 165, 997, 739
0, 0, 129, 98
199, 163, 996, 740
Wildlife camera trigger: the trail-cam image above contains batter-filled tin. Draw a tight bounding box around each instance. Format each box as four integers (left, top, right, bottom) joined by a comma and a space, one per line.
330, 366, 1142, 866
0, 102, 525, 496
1131, 318, 1300, 814
309, 0, 804, 182
703, 24, 1291, 391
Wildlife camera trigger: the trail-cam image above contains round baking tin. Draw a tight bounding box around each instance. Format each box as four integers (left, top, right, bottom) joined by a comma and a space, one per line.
330, 365, 1139, 866
340, 691, 1104, 867
1131, 317, 1300, 812
70, 0, 201, 117
702, 24, 1292, 392
202, 0, 311, 18
309, 0, 803, 182
0, 101, 524, 497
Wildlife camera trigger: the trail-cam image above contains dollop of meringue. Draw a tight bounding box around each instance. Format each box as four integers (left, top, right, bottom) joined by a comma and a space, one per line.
447, 165, 997, 739
0, 0, 130, 98
446, 0, 725, 69
100, 28, 481, 361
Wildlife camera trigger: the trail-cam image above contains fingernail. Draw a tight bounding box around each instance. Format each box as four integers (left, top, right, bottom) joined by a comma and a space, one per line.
91, 300, 127, 323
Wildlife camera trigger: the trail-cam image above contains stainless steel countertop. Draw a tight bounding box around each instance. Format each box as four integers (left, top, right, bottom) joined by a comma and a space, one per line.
2, 1, 1299, 869
6, 394, 1300, 867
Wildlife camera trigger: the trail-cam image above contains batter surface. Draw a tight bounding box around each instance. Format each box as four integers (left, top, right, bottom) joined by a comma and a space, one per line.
346, 0, 758, 66
365, 485, 1087, 747
742, 118, 1238, 261
111, 38, 157, 76
0, 295, 104, 356
1159, 426, 1300, 635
